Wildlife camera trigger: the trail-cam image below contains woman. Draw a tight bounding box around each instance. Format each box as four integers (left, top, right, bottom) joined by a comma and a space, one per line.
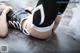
0, 0, 69, 39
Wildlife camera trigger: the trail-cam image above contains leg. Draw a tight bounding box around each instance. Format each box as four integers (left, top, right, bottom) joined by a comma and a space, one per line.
0, 3, 11, 37
52, 15, 61, 32
22, 20, 52, 39
22, 0, 57, 39
23, 0, 68, 39
7, 0, 57, 39
7, 0, 69, 39
0, 15, 8, 37
23, 15, 61, 39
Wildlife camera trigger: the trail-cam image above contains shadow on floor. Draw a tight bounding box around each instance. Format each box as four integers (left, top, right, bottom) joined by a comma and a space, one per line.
0, 29, 60, 53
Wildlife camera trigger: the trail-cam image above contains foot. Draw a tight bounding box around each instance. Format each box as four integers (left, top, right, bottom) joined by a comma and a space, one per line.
7, 9, 31, 35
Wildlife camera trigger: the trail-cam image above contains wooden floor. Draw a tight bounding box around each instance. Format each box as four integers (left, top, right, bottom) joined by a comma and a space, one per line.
0, 0, 80, 53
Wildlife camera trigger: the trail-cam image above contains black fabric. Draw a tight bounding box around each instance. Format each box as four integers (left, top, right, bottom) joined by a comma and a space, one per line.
33, 0, 69, 27
33, 0, 57, 27
57, 0, 69, 14
6, 0, 69, 30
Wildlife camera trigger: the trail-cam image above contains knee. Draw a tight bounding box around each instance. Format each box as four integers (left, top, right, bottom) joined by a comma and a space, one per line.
0, 22, 8, 37
27, 26, 52, 39
0, 26, 8, 37
23, 21, 52, 39
0, 29, 8, 37
31, 31, 52, 39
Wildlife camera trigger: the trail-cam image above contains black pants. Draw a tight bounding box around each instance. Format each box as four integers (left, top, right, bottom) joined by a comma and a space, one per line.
33, 0, 69, 27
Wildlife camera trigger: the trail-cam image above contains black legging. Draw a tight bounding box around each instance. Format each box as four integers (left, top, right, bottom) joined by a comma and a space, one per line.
33, 0, 69, 27
57, 0, 69, 14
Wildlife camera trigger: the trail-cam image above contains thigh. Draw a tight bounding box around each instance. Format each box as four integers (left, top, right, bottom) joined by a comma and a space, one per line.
26, 22, 52, 39
0, 16, 8, 36
33, 0, 57, 27
0, 3, 9, 36
25, 0, 69, 39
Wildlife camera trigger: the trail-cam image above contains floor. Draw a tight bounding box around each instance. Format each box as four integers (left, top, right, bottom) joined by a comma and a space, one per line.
0, 0, 80, 53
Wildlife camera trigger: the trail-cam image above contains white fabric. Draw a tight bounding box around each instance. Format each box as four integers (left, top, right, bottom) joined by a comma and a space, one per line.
27, 16, 54, 32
